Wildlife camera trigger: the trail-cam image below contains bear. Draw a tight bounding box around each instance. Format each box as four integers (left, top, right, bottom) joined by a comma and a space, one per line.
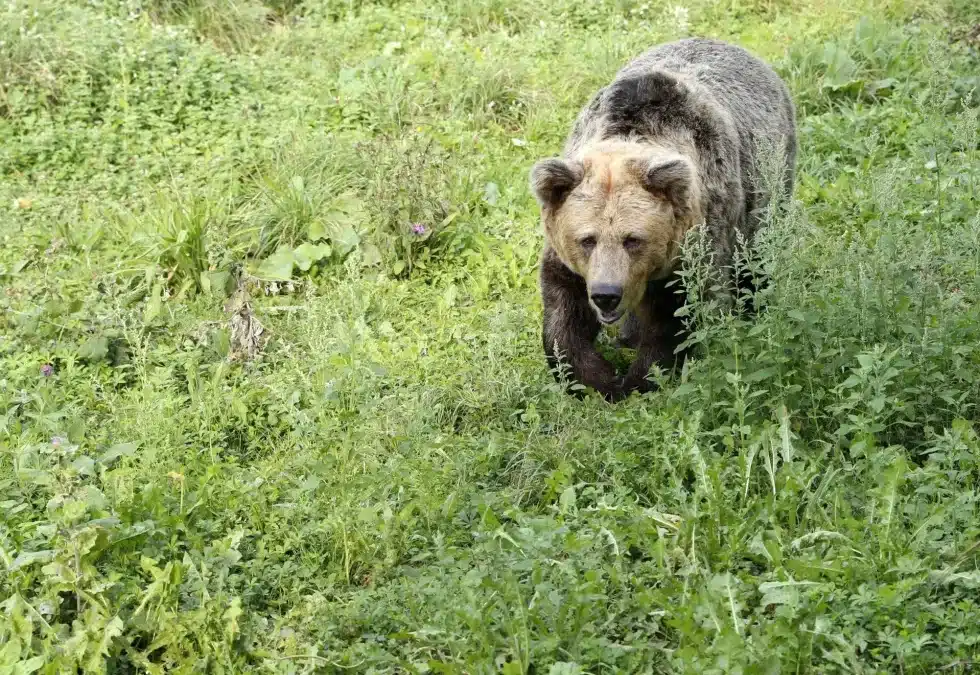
530, 37, 797, 401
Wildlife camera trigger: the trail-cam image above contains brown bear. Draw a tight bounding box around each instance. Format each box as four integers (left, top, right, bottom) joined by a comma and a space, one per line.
530, 38, 797, 401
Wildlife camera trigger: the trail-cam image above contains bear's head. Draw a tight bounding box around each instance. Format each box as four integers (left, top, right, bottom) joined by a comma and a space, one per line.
530, 143, 701, 324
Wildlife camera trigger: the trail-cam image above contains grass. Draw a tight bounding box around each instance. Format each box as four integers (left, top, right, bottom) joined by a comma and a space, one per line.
1, 0, 979, 671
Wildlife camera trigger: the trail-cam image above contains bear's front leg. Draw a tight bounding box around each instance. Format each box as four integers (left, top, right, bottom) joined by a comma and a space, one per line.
619, 339, 668, 396
540, 252, 622, 400
618, 288, 686, 395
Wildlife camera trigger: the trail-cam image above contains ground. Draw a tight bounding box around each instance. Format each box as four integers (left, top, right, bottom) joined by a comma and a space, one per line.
1, 0, 979, 672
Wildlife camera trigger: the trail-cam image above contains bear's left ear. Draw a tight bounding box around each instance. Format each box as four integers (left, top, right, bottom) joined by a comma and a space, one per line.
641, 156, 693, 214
530, 158, 584, 208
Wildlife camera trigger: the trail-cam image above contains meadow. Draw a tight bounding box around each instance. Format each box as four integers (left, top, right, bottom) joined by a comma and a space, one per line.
1, 0, 979, 671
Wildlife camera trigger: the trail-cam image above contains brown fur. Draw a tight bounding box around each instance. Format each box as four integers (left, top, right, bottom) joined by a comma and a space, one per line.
541, 140, 702, 323
536, 142, 697, 401
540, 246, 686, 400
531, 38, 796, 401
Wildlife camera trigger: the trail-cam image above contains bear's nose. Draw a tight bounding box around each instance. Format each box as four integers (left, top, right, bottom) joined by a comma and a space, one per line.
590, 284, 623, 312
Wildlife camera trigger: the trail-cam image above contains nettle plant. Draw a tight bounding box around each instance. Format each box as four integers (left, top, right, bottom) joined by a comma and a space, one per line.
668, 117, 980, 461
2, 433, 132, 671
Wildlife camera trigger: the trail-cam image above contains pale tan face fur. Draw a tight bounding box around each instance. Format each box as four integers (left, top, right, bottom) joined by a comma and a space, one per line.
541, 147, 700, 323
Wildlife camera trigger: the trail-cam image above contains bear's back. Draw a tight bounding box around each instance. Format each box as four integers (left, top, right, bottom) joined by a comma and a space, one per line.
612, 39, 794, 154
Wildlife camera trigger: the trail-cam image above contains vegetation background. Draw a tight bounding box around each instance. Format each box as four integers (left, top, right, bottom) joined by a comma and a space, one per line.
1, 0, 979, 671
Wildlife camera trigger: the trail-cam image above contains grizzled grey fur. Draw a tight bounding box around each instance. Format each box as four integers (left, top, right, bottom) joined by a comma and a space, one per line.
564, 38, 797, 258
533, 38, 797, 401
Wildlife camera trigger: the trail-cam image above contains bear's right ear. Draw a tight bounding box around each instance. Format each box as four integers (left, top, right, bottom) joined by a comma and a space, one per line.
530, 158, 584, 208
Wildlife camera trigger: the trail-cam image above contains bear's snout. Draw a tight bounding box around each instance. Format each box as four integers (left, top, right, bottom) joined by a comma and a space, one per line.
590, 283, 623, 314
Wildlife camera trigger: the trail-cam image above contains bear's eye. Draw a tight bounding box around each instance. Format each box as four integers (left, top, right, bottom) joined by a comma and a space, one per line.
580, 236, 597, 251
623, 236, 644, 251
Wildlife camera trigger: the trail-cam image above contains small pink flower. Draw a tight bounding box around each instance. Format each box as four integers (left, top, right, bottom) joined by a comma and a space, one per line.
411, 223, 427, 236
41, 364, 54, 377
51, 436, 65, 447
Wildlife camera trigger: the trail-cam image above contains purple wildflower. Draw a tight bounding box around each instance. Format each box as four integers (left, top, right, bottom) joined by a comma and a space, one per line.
411, 223, 427, 236
51, 436, 65, 447
41, 364, 54, 377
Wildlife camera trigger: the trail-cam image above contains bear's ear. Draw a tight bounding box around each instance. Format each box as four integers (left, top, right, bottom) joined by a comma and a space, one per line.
641, 156, 693, 212
530, 158, 584, 208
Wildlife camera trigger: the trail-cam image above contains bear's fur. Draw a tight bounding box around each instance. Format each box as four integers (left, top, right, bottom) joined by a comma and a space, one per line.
530, 38, 797, 401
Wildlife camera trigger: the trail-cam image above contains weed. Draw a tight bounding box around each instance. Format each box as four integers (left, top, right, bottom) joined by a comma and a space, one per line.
356, 131, 483, 277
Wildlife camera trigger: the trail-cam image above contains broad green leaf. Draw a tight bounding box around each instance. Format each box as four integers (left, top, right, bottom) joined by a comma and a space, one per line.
293, 243, 315, 272
293, 242, 332, 272
669, 382, 698, 399
202, 269, 231, 298
312, 243, 332, 260
758, 581, 821, 608
869, 77, 898, 96
9, 550, 55, 571
255, 247, 295, 281
442, 284, 457, 308
327, 193, 366, 223
18, 655, 47, 674
360, 242, 382, 267
821, 43, 858, 88
72, 455, 96, 476
308, 219, 327, 241
223, 597, 243, 640
335, 224, 361, 256
462, 568, 484, 587
85, 617, 124, 673
558, 485, 576, 513
0, 640, 20, 668
78, 335, 109, 361
744, 366, 780, 383
80, 485, 107, 510
144, 281, 163, 324
787, 309, 807, 322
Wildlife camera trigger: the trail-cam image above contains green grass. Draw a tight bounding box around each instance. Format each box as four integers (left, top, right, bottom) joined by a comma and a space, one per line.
1, 0, 979, 671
